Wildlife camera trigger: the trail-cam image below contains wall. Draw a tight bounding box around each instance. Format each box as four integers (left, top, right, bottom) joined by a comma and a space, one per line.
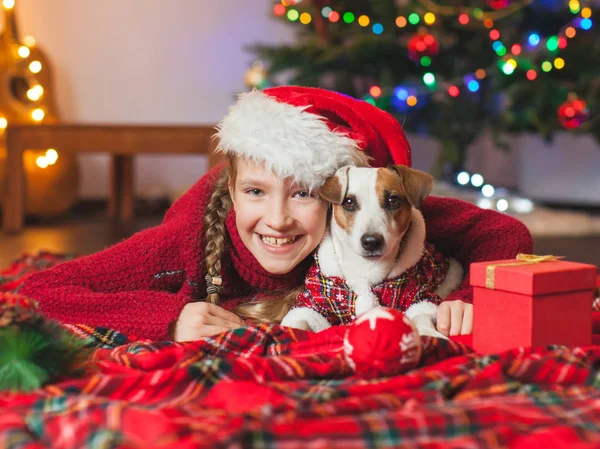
16, 0, 296, 198
12, 1, 600, 204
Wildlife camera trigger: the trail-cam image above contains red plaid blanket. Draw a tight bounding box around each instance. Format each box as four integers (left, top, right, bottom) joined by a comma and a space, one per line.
2, 252, 600, 449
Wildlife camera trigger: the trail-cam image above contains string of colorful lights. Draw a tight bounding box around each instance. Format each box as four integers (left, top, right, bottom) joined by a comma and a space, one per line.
273, 0, 594, 109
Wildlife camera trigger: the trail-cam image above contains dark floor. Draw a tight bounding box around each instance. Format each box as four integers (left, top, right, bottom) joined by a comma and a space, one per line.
1, 201, 600, 269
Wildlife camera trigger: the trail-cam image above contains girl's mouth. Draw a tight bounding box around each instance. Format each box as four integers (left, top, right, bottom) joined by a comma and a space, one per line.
259, 235, 300, 247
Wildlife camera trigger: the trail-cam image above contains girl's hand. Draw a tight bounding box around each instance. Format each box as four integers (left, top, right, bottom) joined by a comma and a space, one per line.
436, 300, 473, 336
170, 302, 246, 342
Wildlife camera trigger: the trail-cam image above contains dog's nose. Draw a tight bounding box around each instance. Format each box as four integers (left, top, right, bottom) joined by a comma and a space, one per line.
361, 233, 384, 252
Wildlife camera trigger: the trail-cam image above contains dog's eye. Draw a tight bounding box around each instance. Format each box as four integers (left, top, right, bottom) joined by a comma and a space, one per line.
387, 195, 402, 209
342, 196, 356, 211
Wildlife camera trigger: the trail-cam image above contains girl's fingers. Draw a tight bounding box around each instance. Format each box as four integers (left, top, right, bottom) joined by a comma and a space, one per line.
449, 303, 464, 336
203, 302, 246, 325
461, 304, 474, 335
436, 303, 451, 336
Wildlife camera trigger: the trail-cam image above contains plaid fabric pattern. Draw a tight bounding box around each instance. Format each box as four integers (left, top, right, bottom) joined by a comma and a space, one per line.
295, 242, 449, 326
0, 251, 72, 293
2, 251, 600, 448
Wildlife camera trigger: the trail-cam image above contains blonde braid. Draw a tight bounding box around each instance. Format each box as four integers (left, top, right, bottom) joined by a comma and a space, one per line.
203, 167, 233, 305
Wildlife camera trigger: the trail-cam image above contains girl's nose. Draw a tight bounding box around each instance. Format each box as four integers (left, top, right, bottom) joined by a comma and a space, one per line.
264, 199, 294, 230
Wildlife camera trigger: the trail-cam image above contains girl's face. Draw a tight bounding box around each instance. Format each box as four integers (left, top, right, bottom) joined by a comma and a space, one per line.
230, 158, 329, 275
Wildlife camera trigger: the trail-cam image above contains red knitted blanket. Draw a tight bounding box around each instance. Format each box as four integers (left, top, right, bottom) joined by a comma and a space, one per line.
2, 252, 600, 449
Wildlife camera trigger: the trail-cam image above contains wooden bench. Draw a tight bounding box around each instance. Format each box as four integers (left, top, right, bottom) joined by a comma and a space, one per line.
3, 124, 224, 233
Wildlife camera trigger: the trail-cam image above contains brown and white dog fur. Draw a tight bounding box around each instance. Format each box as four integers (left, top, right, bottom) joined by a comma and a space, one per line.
281, 165, 463, 338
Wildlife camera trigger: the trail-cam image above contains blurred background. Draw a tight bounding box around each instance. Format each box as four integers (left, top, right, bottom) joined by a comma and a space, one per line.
0, 0, 598, 267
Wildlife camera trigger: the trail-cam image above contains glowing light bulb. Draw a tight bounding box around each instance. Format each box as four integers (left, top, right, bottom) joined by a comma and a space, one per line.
482, 184, 495, 197
581, 7, 592, 19
471, 173, 484, 187
424, 12, 436, 25
23, 35, 36, 47
541, 61, 552, 72
0, 118, 6, 129
31, 108, 45, 121
406, 95, 418, 107
329, 11, 340, 22
396, 16, 407, 27
513, 198, 534, 214
546, 36, 559, 51
300, 12, 311, 24
467, 80, 480, 92
408, 13, 420, 25
372, 23, 383, 34
477, 198, 493, 209
395, 87, 408, 100
27, 85, 43, 101
489, 29, 500, 40
273, 4, 285, 16
3, 0, 15, 9
580, 18, 592, 30
569, 0, 580, 13
558, 37, 568, 49
566, 27, 576, 38
36, 155, 48, 169
526, 69, 537, 80
29, 60, 42, 73
511, 44, 522, 55
457, 171, 470, 185
496, 199, 509, 212
528, 33, 540, 46
458, 14, 469, 25
475, 69, 486, 79
321, 7, 332, 18
554, 57, 565, 69
448, 85, 460, 97
423, 72, 436, 86
287, 9, 299, 21
18, 46, 30, 58
343, 12, 355, 23
369, 85, 382, 97
45, 148, 58, 165
358, 15, 370, 27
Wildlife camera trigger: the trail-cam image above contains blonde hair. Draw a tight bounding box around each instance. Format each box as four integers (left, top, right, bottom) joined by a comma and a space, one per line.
203, 156, 302, 323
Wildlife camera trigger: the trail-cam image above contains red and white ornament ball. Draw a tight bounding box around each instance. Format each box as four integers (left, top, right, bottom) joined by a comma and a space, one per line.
343, 307, 422, 378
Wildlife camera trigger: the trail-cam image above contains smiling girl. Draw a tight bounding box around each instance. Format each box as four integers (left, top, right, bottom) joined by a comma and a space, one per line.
20, 86, 533, 341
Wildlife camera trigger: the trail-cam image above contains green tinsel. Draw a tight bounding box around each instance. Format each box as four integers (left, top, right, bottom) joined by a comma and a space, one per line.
0, 317, 91, 393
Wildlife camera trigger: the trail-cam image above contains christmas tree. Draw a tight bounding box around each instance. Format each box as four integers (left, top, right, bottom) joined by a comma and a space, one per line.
251, 0, 598, 179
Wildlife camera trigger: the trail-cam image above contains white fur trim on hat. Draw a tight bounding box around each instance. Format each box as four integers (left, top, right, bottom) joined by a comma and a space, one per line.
215, 90, 363, 190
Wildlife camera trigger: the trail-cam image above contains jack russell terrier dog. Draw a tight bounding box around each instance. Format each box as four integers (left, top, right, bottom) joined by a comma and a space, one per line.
281, 165, 463, 338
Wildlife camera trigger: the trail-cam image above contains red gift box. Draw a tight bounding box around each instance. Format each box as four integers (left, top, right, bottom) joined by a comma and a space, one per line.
470, 255, 597, 354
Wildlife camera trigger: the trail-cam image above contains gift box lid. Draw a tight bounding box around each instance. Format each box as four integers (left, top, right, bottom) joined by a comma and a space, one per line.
470, 257, 597, 296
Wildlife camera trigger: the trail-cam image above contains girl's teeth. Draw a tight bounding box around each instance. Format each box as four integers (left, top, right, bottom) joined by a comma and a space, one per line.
261, 236, 296, 246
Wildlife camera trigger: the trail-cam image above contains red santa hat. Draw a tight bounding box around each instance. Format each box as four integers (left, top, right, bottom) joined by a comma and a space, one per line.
215, 86, 412, 190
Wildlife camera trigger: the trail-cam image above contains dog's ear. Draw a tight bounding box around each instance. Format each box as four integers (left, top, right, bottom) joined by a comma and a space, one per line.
389, 165, 434, 209
319, 166, 350, 204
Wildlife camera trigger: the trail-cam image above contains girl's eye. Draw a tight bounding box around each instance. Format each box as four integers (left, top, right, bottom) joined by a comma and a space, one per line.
245, 188, 264, 196
294, 191, 312, 199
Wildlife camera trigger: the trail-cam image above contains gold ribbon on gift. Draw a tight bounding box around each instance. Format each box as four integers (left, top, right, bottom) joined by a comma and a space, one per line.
485, 253, 564, 289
